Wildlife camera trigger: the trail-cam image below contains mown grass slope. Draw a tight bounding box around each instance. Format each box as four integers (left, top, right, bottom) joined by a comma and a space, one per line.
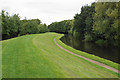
2, 33, 119, 78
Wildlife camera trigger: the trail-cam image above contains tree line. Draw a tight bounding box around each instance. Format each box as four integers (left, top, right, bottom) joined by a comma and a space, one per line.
0, 2, 119, 47
48, 2, 119, 47
1, 10, 48, 40
48, 20, 74, 34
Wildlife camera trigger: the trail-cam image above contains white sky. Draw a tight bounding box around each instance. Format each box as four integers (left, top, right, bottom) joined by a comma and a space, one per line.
0, 0, 95, 25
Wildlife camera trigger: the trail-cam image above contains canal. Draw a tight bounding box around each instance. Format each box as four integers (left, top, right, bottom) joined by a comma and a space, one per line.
60, 34, 119, 64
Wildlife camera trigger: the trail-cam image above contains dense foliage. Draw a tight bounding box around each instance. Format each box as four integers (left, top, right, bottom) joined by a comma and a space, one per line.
48, 2, 119, 47
48, 20, 73, 34
72, 2, 119, 47
93, 2, 119, 46
1, 10, 48, 40
1, 2, 119, 47
73, 3, 95, 40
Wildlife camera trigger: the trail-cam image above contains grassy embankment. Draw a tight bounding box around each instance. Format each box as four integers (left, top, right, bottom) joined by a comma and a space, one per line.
56, 34, 119, 71
2, 32, 119, 78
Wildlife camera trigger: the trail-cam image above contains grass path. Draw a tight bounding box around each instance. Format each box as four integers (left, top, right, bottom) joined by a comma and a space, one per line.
2, 33, 119, 78
54, 37, 120, 74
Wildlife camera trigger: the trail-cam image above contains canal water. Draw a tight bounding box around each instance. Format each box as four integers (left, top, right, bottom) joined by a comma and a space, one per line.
60, 34, 119, 64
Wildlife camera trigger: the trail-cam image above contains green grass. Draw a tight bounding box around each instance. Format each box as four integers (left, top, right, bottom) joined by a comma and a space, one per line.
56, 34, 119, 70
2, 32, 119, 78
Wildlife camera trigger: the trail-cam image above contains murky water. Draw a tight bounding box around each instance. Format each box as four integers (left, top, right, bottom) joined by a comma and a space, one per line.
60, 34, 120, 64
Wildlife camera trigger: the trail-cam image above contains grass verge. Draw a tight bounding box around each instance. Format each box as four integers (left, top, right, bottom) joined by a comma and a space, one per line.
56, 34, 119, 71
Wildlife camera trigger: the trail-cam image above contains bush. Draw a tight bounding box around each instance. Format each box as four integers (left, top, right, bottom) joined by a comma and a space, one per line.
84, 34, 93, 41
95, 39, 107, 46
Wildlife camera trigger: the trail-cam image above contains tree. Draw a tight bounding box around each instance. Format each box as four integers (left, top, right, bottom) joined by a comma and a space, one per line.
1, 10, 10, 39
73, 3, 95, 40
38, 24, 48, 33
48, 20, 72, 34
1, 10, 45, 40
9, 14, 21, 37
93, 2, 119, 46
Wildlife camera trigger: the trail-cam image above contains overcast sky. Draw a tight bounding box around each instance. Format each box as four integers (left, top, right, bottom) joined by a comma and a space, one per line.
0, 0, 95, 25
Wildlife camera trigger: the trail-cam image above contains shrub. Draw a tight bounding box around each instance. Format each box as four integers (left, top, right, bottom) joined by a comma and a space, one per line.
84, 34, 93, 41
95, 39, 107, 46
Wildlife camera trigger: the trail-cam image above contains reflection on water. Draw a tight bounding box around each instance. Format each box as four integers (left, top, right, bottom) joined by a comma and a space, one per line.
60, 34, 119, 64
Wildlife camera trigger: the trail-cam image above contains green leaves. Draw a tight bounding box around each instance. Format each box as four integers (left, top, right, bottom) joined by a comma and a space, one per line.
72, 2, 119, 47
38, 24, 48, 33
73, 3, 95, 40
48, 20, 72, 34
93, 2, 119, 46
1, 10, 47, 40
